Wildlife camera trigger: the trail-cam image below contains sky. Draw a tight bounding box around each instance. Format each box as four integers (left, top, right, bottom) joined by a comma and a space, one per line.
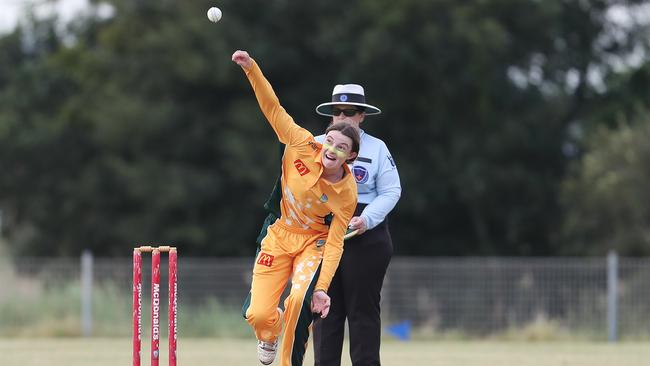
0, 0, 89, 33
1, 1, 648, 34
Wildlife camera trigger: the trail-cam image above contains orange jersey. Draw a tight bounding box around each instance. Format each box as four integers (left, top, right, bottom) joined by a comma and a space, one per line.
244, 60, 357, 292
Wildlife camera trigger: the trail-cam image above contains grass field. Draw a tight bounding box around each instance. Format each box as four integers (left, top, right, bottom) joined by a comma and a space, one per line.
1, 338, 648, 366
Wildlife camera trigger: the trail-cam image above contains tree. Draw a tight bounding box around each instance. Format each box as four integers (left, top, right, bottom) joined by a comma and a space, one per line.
0, 1, 649, 256
337, 0, 650, 255
561, 114, 650, 255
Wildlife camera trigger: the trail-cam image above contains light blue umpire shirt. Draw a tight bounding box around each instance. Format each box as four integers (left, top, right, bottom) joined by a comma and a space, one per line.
316, 130, 401, 230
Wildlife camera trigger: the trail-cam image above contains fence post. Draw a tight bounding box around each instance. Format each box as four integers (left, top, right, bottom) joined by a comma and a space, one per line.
81, 250, 93, 337
607, 250, 618, 342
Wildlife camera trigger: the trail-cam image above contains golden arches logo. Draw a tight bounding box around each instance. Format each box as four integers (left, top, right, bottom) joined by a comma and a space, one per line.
257, 252, 275, 267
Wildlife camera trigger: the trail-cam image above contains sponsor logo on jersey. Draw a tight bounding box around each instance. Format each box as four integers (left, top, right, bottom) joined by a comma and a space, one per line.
320, 194, 328, 203
257, 252, 275, 267
316, 239, 326, 247
294, 159, 310, 176
353, 165, 369, 184
308, 141, 319, 151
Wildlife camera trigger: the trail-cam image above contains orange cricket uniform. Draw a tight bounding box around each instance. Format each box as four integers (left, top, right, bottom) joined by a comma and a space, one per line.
241, 60, 358, 366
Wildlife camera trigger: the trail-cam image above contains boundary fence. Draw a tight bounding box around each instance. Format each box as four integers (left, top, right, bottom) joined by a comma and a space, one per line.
2, 252, 649, 340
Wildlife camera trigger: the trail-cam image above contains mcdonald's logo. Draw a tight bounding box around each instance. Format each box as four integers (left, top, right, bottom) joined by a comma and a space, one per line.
257, 252, 275, 267
294, 159, 310, 176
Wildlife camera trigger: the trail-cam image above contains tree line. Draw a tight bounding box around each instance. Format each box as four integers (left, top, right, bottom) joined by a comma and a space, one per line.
1, 0, 649, 257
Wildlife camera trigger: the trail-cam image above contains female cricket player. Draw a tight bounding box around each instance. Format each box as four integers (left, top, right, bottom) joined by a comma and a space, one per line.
232, 50, 359, 366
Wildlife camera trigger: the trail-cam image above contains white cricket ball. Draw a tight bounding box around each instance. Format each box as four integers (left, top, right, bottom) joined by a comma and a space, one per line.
207, 7, 222, 23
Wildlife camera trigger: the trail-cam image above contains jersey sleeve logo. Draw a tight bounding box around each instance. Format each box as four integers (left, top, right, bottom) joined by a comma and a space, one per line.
257, 252, 275, 267
387, 155, 396, 167
353, 165, 369, 184
293, 159, 310, 176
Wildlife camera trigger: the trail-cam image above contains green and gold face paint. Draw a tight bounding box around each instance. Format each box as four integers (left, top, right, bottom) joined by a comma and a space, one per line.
322, 142, 349, 159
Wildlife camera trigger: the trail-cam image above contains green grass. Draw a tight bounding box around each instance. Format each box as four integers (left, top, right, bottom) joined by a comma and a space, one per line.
0, 280, 251, 337
0, 338, 648, 366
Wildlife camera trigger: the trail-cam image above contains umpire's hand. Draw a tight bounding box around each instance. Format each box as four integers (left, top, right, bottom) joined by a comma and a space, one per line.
311, 290, 331, 318
348, 216, 368, 235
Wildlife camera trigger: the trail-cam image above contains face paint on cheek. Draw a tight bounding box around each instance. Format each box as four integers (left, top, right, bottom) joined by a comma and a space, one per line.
323, 143, 348, 159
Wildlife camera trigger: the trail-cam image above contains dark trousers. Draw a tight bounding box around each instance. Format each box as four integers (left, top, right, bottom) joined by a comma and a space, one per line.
313, 205, 393, 366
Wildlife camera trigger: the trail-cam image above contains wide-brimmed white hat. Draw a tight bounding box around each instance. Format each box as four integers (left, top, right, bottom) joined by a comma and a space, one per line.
316, 84, 381, 116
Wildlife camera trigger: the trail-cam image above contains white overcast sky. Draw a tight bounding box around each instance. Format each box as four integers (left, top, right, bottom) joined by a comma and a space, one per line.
0, 0, 90, 33
0, 1, 648, 45
2, 1, 649, 32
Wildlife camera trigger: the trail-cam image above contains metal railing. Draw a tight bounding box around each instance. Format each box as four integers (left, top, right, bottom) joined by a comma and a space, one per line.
2, 252, 649, 340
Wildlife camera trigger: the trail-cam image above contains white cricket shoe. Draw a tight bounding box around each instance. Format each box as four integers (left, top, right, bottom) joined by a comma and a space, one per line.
257, 308, 283, 365
257, 339, 279, 365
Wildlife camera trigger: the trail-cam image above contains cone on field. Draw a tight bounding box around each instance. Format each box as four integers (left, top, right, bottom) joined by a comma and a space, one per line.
386, 320, 411, 341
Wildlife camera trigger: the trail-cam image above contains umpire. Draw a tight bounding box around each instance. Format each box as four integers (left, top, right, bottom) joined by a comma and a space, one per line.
313, 84, 401, 366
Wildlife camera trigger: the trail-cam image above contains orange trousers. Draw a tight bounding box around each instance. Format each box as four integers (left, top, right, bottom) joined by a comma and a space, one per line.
243, 220, 326, 366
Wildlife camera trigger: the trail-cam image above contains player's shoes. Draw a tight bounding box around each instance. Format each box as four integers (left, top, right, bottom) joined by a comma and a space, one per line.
257, 339, 278, 365
257, 308, 283, 365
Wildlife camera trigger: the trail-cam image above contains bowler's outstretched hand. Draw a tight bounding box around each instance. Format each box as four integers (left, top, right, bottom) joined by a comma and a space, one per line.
232, 50, 253, 69
311, 290, 331, 318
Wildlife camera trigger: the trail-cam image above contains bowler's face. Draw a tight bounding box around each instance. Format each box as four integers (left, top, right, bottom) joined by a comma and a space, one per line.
322, 130, 355, 170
